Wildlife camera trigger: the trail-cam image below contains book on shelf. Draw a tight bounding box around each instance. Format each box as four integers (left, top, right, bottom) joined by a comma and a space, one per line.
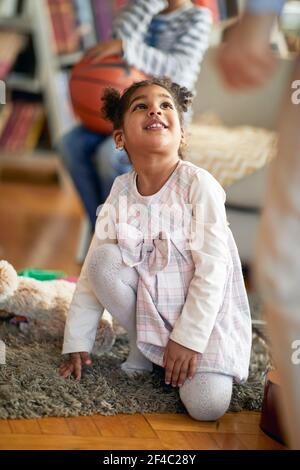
8, 103, 33, 152
0, 103, 13, 144
44, 0, 133, 57
0, 103, 19, 149
88, 0, 128, 43
0, 31, 27, 79
47, 0, 80, 55
0, 101, 45, 154
24, 105, 45, 151
58, 0, 81, 53
91, 0, 114, 42
5, 103, 27, 152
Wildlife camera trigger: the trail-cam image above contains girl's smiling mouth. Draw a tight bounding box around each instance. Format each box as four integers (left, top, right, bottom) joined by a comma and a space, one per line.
144, 118, 168, 130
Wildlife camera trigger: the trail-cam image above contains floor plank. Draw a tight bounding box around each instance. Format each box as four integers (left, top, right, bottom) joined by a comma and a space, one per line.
0, 420, 12, 434
91, 415, 134, 438
218, 412, 262, 435
8, 419, 41, 435
153, 431, 193, 450
144, 413, 218, 433
0, 434, 163, 450
238, 432, 287, 450
181, 431, 220, 450
211, 433, 248, 450
38, 417, 72, 435
92, 414, 157, 439
118, 414, 157, 439
65, 416, 100, 437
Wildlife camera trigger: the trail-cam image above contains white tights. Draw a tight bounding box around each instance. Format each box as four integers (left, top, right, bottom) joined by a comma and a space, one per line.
86, 244, 233, 421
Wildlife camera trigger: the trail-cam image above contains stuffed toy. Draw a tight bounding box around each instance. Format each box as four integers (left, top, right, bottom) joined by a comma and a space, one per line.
0, 260, 115, 355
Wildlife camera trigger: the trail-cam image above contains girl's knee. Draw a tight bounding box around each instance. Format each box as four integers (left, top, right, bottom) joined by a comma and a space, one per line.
86, 244, 137, 293
86, 243, 122, 279
86, 244, 138, 318
179, 373, 233, 421
86, 244, 121, 286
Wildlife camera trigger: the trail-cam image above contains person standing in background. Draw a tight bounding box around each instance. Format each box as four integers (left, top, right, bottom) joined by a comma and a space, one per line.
216, 0, 300, 449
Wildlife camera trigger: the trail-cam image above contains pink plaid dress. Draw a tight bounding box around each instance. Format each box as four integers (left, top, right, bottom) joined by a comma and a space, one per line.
110, 160, 251, 382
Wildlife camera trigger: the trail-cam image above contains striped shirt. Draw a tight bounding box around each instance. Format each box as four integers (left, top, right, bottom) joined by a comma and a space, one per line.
112, 0, 212, 92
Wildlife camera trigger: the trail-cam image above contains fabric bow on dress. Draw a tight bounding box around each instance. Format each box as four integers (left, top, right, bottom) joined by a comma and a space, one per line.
116, 222, 171, 275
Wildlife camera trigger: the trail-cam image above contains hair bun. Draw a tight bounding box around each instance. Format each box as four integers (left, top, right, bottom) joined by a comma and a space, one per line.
101, 88, 121, 122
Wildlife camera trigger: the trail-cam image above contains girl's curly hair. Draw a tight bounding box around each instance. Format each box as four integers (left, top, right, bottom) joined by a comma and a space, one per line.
101, 76, 193, 130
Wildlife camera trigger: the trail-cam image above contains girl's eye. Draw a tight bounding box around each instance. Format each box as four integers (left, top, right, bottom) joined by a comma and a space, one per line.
133, 103, 147, 111
161, 102, 173, 109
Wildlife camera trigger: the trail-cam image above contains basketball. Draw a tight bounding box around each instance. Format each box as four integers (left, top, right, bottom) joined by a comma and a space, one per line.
69, 55, 147, 134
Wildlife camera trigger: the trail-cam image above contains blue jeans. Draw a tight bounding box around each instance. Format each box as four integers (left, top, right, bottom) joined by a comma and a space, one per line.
59, 126, 131, 227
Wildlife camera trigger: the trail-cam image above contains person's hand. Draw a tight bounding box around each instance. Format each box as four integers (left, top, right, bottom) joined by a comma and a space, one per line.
163, 339, 199, 388
85, 39, 123, 63
59, 352, 92, 381
215, 13, 277, 90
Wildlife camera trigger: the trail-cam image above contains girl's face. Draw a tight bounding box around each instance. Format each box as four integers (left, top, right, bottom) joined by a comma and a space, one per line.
114, 85, 184, 166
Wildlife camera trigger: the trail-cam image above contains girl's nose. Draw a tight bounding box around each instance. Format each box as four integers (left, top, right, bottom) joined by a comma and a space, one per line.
148, 108, 162, 116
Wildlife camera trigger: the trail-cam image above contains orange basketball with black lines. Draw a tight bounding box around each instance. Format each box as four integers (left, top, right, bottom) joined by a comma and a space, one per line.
69, 55, 147, 134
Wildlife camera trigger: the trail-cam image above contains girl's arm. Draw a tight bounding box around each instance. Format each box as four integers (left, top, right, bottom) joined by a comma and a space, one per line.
62, 199, 117, 355
170, 170, 229, 353
114, 2, 212, 88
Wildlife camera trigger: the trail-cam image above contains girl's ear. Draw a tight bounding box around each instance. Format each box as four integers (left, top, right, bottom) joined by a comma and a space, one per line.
113, 130, 124, 150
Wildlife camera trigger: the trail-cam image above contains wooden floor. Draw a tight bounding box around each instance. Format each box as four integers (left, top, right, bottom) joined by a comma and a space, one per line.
0, 412, 286, 450
0, 162, 286, 450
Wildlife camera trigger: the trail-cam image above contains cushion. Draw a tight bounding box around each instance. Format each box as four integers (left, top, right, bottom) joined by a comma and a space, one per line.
186, 115, 277, 189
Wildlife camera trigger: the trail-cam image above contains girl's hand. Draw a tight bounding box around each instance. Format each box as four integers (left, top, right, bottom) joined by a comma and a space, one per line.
163, 339, 199, 388
59, 352, 92, 381
85, 39, 123, 64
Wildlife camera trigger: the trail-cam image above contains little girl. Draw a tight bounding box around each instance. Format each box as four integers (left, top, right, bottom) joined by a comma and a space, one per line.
60, 77, 252, 421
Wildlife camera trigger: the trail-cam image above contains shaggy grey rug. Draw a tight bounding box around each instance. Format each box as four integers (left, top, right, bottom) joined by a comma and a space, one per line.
0, 311, 271, 419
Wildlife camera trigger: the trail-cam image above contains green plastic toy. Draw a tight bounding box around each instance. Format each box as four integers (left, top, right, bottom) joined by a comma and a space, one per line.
17, 268, 67, 281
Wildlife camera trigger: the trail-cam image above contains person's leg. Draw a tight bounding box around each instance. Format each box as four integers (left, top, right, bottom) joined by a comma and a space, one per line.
58, 126, 107, 227
255, 57, 300, 449
86, 243, 153, 374
95, 136, 132, 200
179, 372, 233, 421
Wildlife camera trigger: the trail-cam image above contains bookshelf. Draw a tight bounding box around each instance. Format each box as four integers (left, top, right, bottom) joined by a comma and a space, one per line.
0, 0, 99, 175
0, 0, 137, 175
